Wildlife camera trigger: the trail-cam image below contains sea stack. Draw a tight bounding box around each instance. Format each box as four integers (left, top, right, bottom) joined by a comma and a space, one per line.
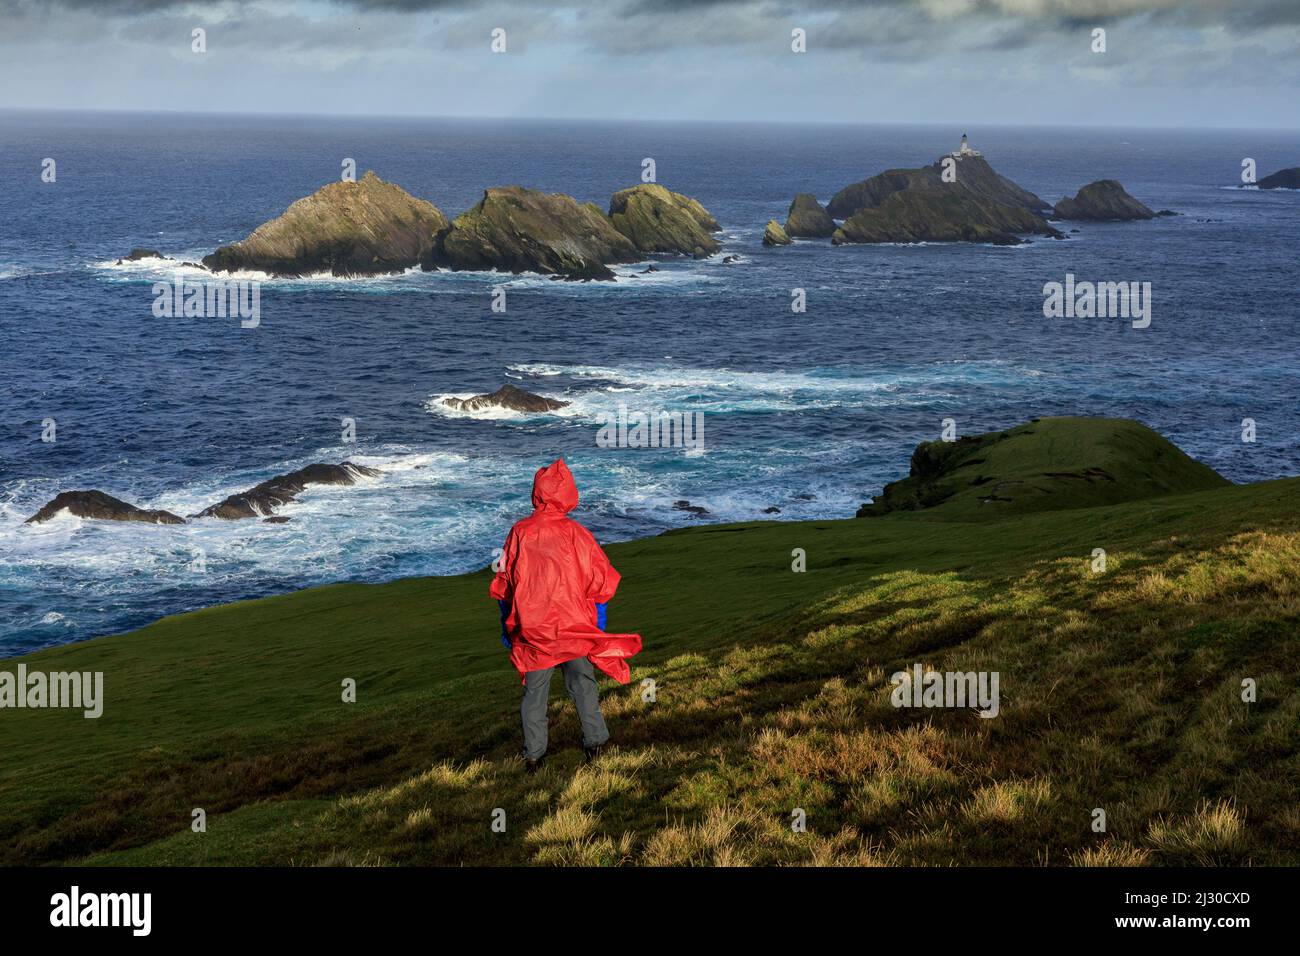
763, 220, 791, 246
203, 171, 448, 277
782, 194, 836, 238
1053, 180, 1156, 221
425, 186, 639, 281
607, 184, 721, 258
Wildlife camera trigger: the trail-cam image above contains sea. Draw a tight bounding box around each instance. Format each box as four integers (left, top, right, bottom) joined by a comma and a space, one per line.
1, 111, 1298, 656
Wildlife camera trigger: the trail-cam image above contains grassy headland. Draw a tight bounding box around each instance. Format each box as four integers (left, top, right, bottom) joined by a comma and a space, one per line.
1, 418, 1296, 866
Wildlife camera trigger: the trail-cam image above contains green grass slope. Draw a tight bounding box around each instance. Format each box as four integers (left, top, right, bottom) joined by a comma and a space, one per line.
0, 421, 1295, 867
858, 417, 1229, 520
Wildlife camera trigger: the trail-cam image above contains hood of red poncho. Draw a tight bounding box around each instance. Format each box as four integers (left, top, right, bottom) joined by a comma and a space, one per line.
531, 459, 579, 514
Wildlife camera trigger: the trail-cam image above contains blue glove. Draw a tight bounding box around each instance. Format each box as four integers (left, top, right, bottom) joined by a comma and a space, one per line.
595, 602, 607, 631
498, 599, 511, 650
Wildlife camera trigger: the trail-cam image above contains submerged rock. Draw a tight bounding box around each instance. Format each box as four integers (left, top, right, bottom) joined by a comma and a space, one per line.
116, 248, 170, 264
608, 184, 721, 258
203, 171, 448, 277
426, 186, 637, 281
26, 490, 185, 525
673, 499, 709, 517
783, 193, 836, 238
441, 384, 569, 414
1053, 180, 1156, 221
1255, 167, 1300, 189
195, 462, 380, 520
762, 220, 791, 246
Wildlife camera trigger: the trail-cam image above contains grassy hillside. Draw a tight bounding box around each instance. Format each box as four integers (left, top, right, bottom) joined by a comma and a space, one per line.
1, 420, 1296, 866
858, 417, 1229, 520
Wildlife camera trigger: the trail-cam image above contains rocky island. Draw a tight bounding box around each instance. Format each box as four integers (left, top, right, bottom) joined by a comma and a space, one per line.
783, 194, 836, 238
423, 183, 723, 280
132, 150, 1182, 280
425, 185, 638, 281
441, 384, 569, 414
827, 137, 1050, 222
25, 490, 185, 525
1053, 179, 1156, 221
766, 137, 1171, 247
194, 462, 381, 519
762, 220, 791, 246
607, 184, 721, 258
25, 462, 382, 526
202, 171, 448, 278
152, 173, 724, 282
1256, 166, 1300, 189
814, 135, 1061, 246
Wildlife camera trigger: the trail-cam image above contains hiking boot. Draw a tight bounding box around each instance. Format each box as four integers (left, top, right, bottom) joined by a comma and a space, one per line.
584, 744, 605, 763
524, 755, 546, 775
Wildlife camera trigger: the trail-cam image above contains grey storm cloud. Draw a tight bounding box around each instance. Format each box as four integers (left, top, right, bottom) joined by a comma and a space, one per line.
1, 0, 1296, 124
7, 0, 1300, 35
1, 0, 1297, 93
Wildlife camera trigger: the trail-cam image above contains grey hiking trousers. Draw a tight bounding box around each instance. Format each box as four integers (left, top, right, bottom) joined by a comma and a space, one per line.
521, 657, 609, 760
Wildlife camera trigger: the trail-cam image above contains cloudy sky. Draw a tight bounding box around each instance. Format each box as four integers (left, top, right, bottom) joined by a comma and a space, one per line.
2, 0, 1298, 127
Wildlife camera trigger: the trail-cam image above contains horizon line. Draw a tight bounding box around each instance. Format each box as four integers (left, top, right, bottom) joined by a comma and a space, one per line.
1, 106, 1298, 134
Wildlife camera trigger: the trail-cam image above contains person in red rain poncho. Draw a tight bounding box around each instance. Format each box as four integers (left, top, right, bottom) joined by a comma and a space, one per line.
489, 459, 642, 773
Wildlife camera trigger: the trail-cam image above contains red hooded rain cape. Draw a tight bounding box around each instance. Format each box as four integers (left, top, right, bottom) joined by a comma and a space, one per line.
489, 459, 642, 684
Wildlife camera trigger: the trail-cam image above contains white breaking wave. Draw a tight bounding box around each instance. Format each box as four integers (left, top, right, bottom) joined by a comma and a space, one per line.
0, 446, 498, 603
441, 359, 1051, 419
91, 254, 433, 291
91, 253, 726, 291
0, 433, 871, 655
507, 361, 884, 391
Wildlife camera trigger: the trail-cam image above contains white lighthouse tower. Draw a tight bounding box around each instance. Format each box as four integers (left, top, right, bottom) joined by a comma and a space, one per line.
953, 133, 981, 158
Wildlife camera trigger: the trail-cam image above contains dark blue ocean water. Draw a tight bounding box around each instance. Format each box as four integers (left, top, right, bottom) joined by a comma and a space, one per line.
2, 112, 1298, 656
